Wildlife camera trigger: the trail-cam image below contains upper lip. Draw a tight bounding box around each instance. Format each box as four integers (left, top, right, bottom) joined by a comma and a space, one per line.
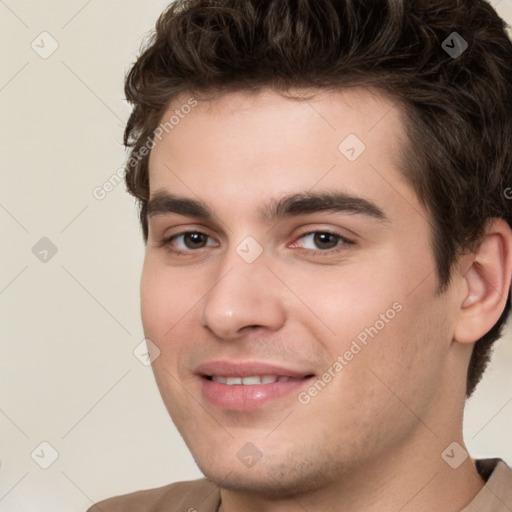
195, 360, 315, 378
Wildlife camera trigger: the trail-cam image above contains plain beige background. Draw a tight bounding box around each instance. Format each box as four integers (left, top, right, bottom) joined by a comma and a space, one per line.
1, 1, 511, 510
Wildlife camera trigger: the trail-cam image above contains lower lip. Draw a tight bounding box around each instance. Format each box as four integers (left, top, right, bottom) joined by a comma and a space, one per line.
200, 377, 313, 411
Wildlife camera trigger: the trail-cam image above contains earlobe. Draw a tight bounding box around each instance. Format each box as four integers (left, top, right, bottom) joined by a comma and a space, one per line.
454, 219, 512, 344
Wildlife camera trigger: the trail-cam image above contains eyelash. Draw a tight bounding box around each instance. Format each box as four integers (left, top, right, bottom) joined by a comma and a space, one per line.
159, 230, 354, 256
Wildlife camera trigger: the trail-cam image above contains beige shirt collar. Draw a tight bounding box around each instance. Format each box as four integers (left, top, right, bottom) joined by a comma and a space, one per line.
461, 459, 512, 511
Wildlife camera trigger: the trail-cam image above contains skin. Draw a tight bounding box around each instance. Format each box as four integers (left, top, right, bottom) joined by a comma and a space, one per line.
141, 87, 512, 512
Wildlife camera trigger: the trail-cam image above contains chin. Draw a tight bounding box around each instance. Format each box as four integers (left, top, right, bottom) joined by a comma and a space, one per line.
192, 452, 339, 499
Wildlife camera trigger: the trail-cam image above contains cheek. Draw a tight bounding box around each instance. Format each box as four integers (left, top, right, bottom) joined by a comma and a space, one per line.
302, 295, 449, 453
297, 252, 447, 402
358, 286, 452, 417
140, 261, 182, 341
287, 259, 403, 344
140, 260, 207, 378
140, 263, 194, 414
140, 266, 163, 335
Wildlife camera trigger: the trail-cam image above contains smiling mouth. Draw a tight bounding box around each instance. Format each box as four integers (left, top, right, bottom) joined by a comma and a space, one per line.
197, 361, 316, 410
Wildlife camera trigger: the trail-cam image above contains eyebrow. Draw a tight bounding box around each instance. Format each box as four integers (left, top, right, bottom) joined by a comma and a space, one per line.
147, 190, 388, 224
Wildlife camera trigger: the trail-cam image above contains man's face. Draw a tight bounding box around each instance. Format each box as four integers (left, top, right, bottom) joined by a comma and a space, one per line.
142, 88, 460, 494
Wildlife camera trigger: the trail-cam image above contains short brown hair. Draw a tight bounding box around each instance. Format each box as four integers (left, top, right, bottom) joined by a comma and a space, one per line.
123, 0, 512, 396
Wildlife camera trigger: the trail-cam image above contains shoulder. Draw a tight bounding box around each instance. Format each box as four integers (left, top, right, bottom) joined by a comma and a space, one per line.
86, 478, 220, 512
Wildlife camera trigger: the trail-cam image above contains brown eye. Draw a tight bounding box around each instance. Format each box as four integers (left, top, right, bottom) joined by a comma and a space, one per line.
312, 232, 339, 250
297, 231, 351, 251
162, 231, 217, 252
183, 232, 208, 249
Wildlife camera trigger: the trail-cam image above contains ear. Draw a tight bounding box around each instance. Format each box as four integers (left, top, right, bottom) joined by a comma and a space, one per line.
454, 218, 512, 344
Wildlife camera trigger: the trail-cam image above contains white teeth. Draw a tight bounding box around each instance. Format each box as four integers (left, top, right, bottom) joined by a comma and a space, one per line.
225, 377, 242, 385
242, 376, 262, 385
210, 375, 289, 385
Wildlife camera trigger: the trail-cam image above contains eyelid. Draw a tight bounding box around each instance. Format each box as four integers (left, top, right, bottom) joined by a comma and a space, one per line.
154, 222, 217, 243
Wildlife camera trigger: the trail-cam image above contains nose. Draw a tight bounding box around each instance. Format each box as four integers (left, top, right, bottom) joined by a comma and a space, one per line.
200, 250, 286, 341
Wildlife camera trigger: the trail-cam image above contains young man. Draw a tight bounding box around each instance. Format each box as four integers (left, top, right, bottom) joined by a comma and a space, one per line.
89, 0, 512, 510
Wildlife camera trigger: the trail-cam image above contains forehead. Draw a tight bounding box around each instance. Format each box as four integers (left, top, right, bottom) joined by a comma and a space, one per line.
147, 86, 418, 219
